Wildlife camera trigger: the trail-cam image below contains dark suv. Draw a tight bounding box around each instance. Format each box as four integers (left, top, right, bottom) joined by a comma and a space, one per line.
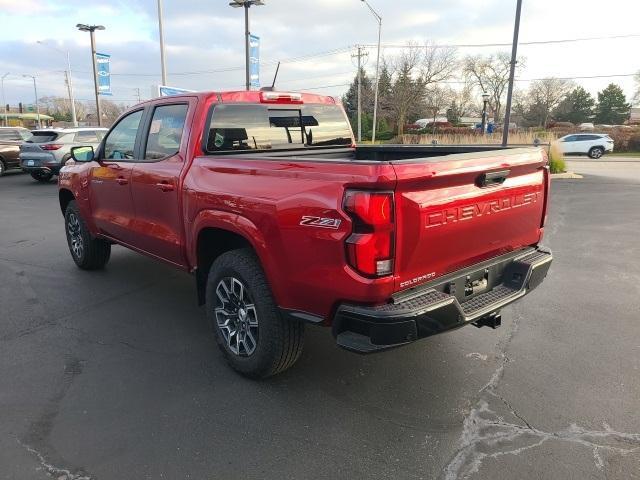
0, 127, 32, 176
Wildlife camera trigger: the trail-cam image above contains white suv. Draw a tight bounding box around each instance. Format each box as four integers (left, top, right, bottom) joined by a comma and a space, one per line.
557, 133, 614, 159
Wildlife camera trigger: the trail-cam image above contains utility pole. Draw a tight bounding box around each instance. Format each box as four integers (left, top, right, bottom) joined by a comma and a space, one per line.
360, 0, 382, 143
351, 46, 368, 142
22, 75, 40, 128
157, 0, 168, 85
1, 73, 9, 126
133, 87, 141, 103
76, 24, 105, 127
36, 42, 78, 126
502, 0, 523, 146
65, 51, 78, 127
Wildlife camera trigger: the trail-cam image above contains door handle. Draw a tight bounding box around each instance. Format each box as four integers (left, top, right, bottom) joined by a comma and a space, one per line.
156, 182, 175, 192
116, 177, 129, 185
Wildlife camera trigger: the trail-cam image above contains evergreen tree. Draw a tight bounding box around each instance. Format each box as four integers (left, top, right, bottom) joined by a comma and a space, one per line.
342, 68, 373, 135
553, 86, 594, 124
595, 84, 631, 124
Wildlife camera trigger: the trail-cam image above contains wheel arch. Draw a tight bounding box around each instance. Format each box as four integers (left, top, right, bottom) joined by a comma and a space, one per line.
59, 188, 75, 216
191, 211, 282, 306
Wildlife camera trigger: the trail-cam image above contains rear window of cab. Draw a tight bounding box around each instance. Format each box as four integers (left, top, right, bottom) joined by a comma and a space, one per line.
205, 104, 352, 153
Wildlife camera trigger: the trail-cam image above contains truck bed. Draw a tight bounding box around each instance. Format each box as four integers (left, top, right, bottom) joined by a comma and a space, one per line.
213, 144, 545, 163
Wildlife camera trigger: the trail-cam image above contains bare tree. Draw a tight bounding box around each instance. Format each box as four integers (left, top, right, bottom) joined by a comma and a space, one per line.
526, 78, 574, 127
386, 43, 457, 135
38, 96, 85, 123
463, 52, 524, 122
634, 71, 640, 106
447, 82, 475, 123
421, 41, 458, 85
424, 85, 455, 126
100, 99, 127, 127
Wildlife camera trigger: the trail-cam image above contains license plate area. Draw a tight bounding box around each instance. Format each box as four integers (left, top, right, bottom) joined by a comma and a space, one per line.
445, 266, 503, 303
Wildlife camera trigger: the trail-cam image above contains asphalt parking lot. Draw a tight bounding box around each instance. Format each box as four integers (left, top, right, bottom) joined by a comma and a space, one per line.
1, 158, 639, 480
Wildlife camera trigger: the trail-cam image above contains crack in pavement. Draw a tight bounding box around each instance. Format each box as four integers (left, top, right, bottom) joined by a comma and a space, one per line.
18, 440, 94, 480
440, 307, 640, 479
19, 355, 96, 480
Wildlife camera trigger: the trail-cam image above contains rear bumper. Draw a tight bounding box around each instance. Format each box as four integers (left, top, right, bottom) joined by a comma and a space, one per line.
20, 153, 62, 174
332, 246, 552, 353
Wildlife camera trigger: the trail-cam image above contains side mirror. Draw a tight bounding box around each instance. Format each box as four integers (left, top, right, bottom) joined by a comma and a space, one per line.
70, 145, 95, 162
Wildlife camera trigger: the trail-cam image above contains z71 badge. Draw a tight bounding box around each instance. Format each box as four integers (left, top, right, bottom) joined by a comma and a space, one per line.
299, 216, 342, 229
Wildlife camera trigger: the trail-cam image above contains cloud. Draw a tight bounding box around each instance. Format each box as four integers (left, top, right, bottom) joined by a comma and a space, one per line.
1, 0, 639, 106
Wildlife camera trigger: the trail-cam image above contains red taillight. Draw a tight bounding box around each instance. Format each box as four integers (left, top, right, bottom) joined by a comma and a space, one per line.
344, 190, 394, 277
41, 144, 63, 150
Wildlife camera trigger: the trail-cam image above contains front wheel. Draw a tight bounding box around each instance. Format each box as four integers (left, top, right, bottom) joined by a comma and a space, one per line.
0, 159, 6, 176
206, 249, 304, 378
588, 147, 604, 159
30, 170, 54, 183
64, 200, 111, 270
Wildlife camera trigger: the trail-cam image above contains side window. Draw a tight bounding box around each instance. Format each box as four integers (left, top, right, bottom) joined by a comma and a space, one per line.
144, 104, 188, 160
207, 104, 271, 151
103, 110, 143, 160
564, 135, 577, 142
74, 130, 100, 143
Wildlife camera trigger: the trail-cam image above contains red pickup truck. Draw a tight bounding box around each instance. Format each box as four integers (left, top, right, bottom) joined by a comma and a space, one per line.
58, 91, 552, 378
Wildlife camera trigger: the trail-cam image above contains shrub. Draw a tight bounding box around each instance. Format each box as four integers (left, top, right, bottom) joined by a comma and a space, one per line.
548, 143, 566, 173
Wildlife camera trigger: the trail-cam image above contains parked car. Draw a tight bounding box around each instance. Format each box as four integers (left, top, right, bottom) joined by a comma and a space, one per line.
556, 133, 614, 159
58, 90, 552, 378
20, 127, 107, 182
579, 122, 595, 132
0, 127, 32, 176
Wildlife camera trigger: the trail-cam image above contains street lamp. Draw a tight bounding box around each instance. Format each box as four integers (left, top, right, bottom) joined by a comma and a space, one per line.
229, 0, 264, 91
481, 92, 490, 135
1, 73, 9, 126
76, 23, 105, 126
360, 0, 382, 143
37, 41, 78, 126
157, 0, 168, 85
22, 74, 41, 129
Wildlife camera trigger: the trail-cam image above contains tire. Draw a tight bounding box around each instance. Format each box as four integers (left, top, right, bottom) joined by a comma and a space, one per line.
205, 248, 304, 378
64, 200, 111, 270
30, 170, 54, 183
0, 159, 5, 176
588, 147, 604, 159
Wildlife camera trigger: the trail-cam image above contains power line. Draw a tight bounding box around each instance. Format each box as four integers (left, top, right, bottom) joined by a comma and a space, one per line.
366, 33, 640, 49
40, 33, 638, 80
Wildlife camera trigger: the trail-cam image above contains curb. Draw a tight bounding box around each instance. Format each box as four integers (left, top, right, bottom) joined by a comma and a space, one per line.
551, 172, 583, 179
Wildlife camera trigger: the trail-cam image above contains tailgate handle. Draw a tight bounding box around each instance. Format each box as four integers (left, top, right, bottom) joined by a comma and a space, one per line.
477, 169, 510, 188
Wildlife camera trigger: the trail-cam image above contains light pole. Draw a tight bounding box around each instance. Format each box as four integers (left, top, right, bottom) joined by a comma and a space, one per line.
1, 73, 9, 126
502, 0, 523, 146
22, 74, 41, 128
481, 92, 490, 135
360, 0, 381, 143
76, 24, 105, 126
157, 0, 168, 85
229, 0, 264, 91
37, 41, 78, 126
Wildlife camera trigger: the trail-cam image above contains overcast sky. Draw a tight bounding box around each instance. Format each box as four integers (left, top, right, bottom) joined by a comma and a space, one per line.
0, 0, 639, 108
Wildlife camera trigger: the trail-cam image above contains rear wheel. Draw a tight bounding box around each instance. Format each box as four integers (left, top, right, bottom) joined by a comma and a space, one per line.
0, 159, 5, 176
206, 248, 304, 378
588, 147, 604, 159
64, 200, 111, 270
30, 170, 54, 183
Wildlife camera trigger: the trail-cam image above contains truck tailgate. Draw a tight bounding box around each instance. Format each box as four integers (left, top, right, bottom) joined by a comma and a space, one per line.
391, 148, 549, 292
